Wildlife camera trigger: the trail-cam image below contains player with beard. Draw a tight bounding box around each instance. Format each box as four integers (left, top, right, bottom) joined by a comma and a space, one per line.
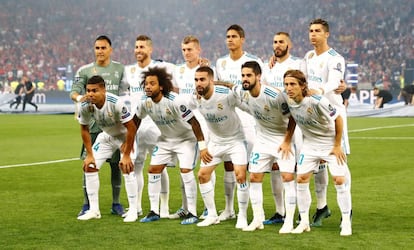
123, 35, 175, 219
136, 67, 205, 225
188, 66, 249, 229
215, 24, 265, 222
262, 32, 303, 225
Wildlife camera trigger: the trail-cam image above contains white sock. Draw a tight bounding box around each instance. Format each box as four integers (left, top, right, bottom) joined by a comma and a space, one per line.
123, 172, 137, 213
344, 166, 352, 209
179, 175, 188, 211
181, 171, 197, 216
296, 182, 311, 225
85, 172, 100, 212
160, 168, 169, 214
224, 171, 236, 212
199, 181, 217, 217
249, 182, 264, 221
148, 173, 161, 214
335, 184, 352, 221
271, 170, 285, 215
283, 180, 296, 227
314, 166, 328, 209
134, 163, 144, 212
237, 182, 249, 218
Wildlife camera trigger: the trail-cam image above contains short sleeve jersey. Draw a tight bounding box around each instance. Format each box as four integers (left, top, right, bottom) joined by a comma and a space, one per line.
77, 92, 133, 137
135, 92, 196, 143
188, 85, 245, 144
286, 94, 339, 147
233, 84, 290, 139
264, 55, 302, 91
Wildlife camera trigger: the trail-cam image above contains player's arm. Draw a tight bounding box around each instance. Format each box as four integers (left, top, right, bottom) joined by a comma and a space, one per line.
214, 80, 234, 89
70, 70, 87, 102
119, 118, 138, 174
279, 116, 296, 159
80, 124, 95, 171
332, 115, 346, 165
188, 116, 212, 164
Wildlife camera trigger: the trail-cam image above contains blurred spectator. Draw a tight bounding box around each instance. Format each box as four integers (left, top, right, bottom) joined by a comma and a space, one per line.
373, 86, 393, 109
0, 0, 412, 93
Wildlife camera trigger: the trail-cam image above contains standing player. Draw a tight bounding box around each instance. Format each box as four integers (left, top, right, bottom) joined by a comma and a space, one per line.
76, 75, 138, 223
70, 35, 128, 217
215, 24, 265, 221
189, 66, 249, 229
171, 35, 212, 220
281, 69, 352, 236
137, 67, 205, 225
301, 18, 352, 227
262, 32, 303, 225
123, 35, 174, 218
231, 61, 296, 233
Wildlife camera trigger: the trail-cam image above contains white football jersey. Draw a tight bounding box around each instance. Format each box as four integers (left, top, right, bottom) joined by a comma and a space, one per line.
286, 94, 339, 147
216, 52, 265, 85
135, 92, 196, 143
233, 84, 290, 140
78, 92, 133, 137
302, 48, 345, 108
188, 85, 245, 144
264, 55, 302, 91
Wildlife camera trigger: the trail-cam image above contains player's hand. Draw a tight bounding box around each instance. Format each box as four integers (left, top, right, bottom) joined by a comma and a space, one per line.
268, 55, 276, 69
198, 58, 210, 67
330, 146, 346, 165
83, 156, 96, 172
119, 155, 134, 174
278, 141, 293, 160
335, 80, 347, 94
200, 149, 213, 164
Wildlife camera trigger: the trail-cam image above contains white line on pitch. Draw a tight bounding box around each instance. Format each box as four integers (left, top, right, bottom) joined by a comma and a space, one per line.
0, 158, 79, 169
349, 123, 414, 133
350, 137, 414, 140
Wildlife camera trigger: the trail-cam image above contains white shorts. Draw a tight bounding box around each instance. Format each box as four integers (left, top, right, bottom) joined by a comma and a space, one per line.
92, 132, 136, 169
249, 136, 296, 174
133, 117, 160, 164
150, 139, 198, 170
201, 140, 248, 167
296, 145, 347, 177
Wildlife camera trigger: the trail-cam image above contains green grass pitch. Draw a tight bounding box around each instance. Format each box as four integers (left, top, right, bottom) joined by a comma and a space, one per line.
0, 114, 413, 249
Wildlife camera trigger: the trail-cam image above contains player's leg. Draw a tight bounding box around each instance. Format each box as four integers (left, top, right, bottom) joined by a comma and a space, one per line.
264, 163, 285, 225
197, 165, 219, 227
220, 161, 236, 220
243, 173, 265, 232
140, 164, 165, 223
109, 150, 124, 216
311, 161, 331, 227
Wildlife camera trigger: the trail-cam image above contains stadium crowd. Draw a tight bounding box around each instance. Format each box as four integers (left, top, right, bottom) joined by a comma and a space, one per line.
0, 0, 413, 91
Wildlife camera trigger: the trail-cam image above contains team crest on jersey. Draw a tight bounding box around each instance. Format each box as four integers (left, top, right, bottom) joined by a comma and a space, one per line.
217, 103, 223, 110
308, 52, 314, 59
131, 67, 136, 74
319, 62, 324, 69
334, 63, 342, 73
180, 105, 187, 112
145, 100, 152, 109
166, 108, 172, 115
264, 105, 270, 112
221, 60, 227, 70
307, 107, 313, 115
108, 111, 113, 117
93, 67, 98, 74
328, 104, 336, 116
180, 66, 185, 74
242, 92, 250, 103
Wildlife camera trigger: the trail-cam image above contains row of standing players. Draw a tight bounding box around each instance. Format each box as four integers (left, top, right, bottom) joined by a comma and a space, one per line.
70, 18, 352, 236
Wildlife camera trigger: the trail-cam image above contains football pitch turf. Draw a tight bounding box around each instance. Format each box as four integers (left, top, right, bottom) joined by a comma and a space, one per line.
0, 114, 413, 249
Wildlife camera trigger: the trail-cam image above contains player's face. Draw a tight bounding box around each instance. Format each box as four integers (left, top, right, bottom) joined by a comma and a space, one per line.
86, 83, 106, 107
284, 76, 304, 102
273, 34, 290, 58
94, 40, 112, 65
309, 24, 329, 46
144, 75, 162, 100
181, 42, 200, 63
241, 67, 258, 91
226, 29, 244, 51
135, 40, 152, 63
194, 71, 212, 97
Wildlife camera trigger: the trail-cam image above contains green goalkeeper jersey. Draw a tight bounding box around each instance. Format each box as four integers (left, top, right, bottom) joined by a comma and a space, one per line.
70, 60, 128, 133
